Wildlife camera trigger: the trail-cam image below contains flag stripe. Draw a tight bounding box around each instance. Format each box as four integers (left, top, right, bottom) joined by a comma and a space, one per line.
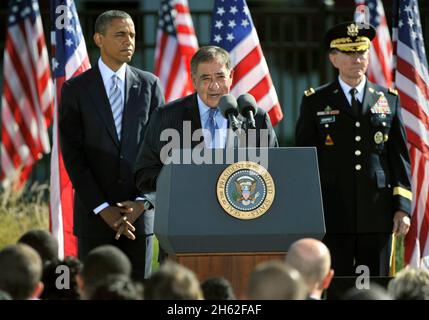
393, 0, 429, 268
210, 0, 283, 126
154, 0, 198, 103
50, 0, 90, 258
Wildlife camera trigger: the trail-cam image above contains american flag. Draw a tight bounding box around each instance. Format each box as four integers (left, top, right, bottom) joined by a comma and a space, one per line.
50, 0, 90, 258
392, 0, 429, 269
154, 0, 198, 103
1, 0, 53, 189
210, 0, 283, 126
355, 0, 393, 88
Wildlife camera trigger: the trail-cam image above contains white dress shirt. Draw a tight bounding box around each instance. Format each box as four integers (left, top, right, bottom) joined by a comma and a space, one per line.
197, 94, 228, 148
338, 75, 366, 107
93, 58, 127, 215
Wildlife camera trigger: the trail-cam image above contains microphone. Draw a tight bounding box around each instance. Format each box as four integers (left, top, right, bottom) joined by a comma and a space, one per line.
237, 93, 258, 129
218, 94, 240, 132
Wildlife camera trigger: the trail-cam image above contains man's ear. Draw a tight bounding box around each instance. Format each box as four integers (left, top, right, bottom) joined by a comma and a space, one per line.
191, 74, 197, 90
323, 269, 334, 290
31, 281, 44, 299
329, 52, 338, 69
93, 32, 103, 48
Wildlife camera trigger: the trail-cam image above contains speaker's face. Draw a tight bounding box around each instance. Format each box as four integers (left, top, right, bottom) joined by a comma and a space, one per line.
192, 59, 233, 108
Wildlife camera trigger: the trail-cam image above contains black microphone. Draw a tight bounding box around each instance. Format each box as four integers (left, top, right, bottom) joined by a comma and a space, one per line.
237, 93, 258, 129
218, 94, 240, 132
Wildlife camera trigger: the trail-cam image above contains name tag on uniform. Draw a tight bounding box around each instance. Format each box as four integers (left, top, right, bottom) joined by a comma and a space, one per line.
317, 110, 340, 116
320, 116, 336, 124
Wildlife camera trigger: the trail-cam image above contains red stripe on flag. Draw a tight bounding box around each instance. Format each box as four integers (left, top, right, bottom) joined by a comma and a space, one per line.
231, 46, 262, 88
3, 80, 42, 158
397, 57, 429, 100
163, 48, 182, 101
154, 33, 169, 77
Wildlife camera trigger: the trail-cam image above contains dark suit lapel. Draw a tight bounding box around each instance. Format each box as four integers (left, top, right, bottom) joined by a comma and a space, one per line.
120, 66, 139, 144
88, 65, 120, 148
183, 94, 203, 148
361, 81, 379, 116
328, 79, 356, 119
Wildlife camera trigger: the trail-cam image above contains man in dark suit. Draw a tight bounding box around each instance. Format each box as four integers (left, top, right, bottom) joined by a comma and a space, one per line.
134, 46, 278, 194
59, 10, 164, 281
295, 22, 412, 276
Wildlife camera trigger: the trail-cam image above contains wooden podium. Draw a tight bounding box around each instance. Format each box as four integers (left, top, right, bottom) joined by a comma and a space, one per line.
155, 148, 325, 298
169, 253, 286, 298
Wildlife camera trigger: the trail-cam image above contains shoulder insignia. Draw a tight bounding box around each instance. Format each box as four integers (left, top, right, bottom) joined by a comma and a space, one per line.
304, 88, 315, 97
388, 88, 398, 96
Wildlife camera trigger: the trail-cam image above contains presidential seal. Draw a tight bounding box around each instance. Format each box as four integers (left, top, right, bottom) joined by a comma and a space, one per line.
216, 161, 275, 220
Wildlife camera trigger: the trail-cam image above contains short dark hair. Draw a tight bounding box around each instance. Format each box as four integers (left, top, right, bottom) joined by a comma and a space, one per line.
94, 10, 133, 35
201, 277, 236, 300
40, 256, 82, 300
90, 274, 143, 300
81, 245, 132, 297
190, 46, 231, 75
18, 229, 59, 265
0, 244, 42, 299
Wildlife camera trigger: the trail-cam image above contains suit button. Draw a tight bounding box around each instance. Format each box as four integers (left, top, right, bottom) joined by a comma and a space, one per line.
120, 155, 124, 159
355, 164, 362, 171
117, 179, 123, 184
325, 124, 329, 128
382, 122, 387, 127
355, 121, 360, 127
355, 136, 361, 142
355, 150, 361, 156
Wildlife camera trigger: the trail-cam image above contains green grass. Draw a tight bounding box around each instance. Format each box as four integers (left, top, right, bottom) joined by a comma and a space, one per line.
0, 183, 49, 249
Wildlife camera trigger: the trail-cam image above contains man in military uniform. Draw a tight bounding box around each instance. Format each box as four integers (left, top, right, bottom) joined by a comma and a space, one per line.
295, 22, 412, 276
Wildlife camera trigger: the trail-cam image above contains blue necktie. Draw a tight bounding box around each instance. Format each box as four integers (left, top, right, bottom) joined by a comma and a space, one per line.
206, 108, 218, 148
109, 75, 123, 140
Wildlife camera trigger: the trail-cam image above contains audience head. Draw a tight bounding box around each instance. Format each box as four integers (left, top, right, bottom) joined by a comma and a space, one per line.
78, 245, 132, 299
247, 260, 308, 300
90, 274, 143, 300
285, 238, 334, 299
145, 261, 203, 300
388, 267, 429, 300
18, 229, 59, 265
201, 277, 236, 300
41, 256, 82, 300
343, 282, 392, 300
0, 244, 44, 299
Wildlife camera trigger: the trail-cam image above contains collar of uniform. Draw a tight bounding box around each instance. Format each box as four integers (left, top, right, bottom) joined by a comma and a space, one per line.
98, 57, 127, 90
338, 75, 366, 103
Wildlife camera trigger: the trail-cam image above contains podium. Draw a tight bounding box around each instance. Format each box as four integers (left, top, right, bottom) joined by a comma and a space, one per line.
155, 147, 325, 297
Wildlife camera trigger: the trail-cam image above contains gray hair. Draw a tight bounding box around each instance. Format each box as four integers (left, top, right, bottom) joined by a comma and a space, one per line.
190, 46, 232, 75
94, 10, 133, 35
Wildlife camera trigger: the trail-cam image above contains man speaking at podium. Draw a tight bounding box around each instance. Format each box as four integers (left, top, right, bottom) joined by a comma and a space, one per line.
295, 22, 412, 276
134, 46, 278, 194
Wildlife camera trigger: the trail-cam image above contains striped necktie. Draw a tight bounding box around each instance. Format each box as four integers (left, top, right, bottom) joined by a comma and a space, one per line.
205, 108, 218, 148
109, 75, 123, 139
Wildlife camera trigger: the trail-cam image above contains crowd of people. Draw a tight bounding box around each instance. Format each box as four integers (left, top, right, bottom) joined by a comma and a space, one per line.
0, 230, 428, 300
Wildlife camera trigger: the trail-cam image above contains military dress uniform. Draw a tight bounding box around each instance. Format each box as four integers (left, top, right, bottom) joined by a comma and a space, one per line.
295, 22, 413, 276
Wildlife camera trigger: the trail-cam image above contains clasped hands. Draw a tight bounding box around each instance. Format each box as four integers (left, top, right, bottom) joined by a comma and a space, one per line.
99, 201, 146, 240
